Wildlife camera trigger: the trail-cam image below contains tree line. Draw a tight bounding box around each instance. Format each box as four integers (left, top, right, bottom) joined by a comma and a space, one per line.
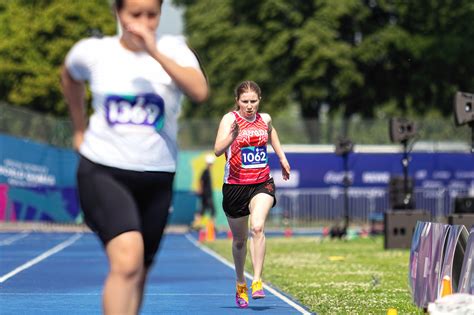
1, 0, 473, 128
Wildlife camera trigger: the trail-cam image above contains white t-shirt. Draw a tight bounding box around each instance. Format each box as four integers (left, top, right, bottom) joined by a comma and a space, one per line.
65, 35, 201, 172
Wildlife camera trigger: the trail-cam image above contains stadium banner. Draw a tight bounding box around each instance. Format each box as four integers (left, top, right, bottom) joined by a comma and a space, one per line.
0, 134, 80, 223
268, 152, 474, 190
2, 133, 474, 224
0, 134, 225, 225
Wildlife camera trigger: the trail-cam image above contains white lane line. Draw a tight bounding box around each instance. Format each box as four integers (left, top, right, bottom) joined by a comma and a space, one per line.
0, 232, 30, 246
0, 233, 83, 284
185, 233, 313, 315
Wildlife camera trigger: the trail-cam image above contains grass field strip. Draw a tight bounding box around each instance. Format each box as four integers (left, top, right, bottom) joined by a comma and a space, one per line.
185, 233, 313, 315
0, 233, 83, 284
0, 231, 30, 246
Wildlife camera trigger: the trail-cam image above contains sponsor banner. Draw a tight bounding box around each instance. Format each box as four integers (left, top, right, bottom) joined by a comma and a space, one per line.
3, 133, 474, 224
0, 134, 80, 222
268, 152, 474, 190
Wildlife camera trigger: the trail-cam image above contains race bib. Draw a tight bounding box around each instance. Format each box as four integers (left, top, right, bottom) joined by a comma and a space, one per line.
241, 145, 267, 169
104, 93, 165, 131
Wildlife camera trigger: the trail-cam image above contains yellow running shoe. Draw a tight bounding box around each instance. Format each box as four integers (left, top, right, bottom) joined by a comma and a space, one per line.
235, 282, 249, 308
251, 279, 265, 299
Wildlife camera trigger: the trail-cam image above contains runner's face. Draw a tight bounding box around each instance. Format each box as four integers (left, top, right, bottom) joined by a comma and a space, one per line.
118, 0, 161, 47
237, 91, 260, 119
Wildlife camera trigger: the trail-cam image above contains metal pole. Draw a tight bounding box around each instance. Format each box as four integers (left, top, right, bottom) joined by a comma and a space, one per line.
470, 122, 474, 153
402, 140, 410, 209
343, 153, 350, 232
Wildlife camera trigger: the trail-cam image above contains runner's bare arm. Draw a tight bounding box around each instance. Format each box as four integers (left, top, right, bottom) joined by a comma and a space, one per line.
61, 66, 87, 150
266, 115, 290, 180
214, 113, 239, 157
126, 23, 208, 102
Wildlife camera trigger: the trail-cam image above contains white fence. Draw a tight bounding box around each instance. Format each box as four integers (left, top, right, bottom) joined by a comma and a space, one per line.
268, 187, 470, 228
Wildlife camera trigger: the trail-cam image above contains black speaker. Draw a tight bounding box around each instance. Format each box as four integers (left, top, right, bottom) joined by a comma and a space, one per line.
388, 176, 415, 209
448, 213, 474, 230
384, 210, 431, 249
454, 91, 474, 126
454, 196, 474, 214
389, 118, 417, 143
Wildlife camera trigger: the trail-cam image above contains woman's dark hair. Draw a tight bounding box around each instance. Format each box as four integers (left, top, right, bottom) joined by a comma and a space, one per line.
234, 80, 261, 100
115, 0, 163, 11
233, 81, 262, 110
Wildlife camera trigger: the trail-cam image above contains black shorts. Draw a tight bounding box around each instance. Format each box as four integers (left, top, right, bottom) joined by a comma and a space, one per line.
222, 178, 276, 219
76, 156, 175, 266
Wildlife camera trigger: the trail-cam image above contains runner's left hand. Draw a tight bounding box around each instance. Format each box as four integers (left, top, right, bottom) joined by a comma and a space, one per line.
280, 159, 290, 181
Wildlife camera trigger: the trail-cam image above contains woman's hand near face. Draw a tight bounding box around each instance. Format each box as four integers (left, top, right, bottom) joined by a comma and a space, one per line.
117, 1, 208, 102
125, 23, 157, 55
230, 120, 239, 140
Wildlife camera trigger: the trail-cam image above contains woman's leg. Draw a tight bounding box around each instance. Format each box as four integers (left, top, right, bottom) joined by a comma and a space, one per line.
104, 231, 144, 315
135, 265, 150, 313
227, 216, 249, 283
76, 158, 144, 315
249, 193, 274, 281
136, 171, 174, 311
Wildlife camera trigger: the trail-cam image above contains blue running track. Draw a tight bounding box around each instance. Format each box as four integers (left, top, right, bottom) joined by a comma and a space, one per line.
0, 232, 313, 314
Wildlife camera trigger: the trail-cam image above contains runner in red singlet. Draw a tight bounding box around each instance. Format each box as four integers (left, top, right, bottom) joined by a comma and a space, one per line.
214, 80, 291, 308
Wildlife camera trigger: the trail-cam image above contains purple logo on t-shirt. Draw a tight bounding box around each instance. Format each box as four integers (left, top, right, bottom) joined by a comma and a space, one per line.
104, 93, 165, 130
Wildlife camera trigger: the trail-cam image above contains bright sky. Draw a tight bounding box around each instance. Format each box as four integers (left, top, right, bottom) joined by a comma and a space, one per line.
158, 1, 184, 36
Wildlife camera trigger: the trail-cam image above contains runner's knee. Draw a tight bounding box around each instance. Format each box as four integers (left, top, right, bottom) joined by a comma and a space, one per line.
250, 224, 264, 237
107, 235, 144, 279
233, 237, 247, 250
110, 251, 144, 279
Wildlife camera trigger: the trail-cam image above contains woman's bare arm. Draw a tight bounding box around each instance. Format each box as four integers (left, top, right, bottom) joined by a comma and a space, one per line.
214, 113, 238, 157
60, 66, 87, 150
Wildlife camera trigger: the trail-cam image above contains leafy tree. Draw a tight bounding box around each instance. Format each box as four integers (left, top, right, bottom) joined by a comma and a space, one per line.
174, 0, 474, 141
354, 0, 474, 117
175, 0, 363, 119
0, 0, 115, 116
2, 0, 474, 143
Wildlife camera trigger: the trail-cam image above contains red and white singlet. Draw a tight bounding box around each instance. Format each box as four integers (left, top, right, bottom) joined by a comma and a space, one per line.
224, 111, 271, 184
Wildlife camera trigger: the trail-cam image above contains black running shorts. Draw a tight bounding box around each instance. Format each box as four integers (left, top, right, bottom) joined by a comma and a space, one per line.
76, 156, 175, 266
222, 178, 276, 219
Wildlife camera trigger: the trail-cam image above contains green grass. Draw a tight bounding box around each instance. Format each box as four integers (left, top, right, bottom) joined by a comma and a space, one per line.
204, 236, 424, 314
